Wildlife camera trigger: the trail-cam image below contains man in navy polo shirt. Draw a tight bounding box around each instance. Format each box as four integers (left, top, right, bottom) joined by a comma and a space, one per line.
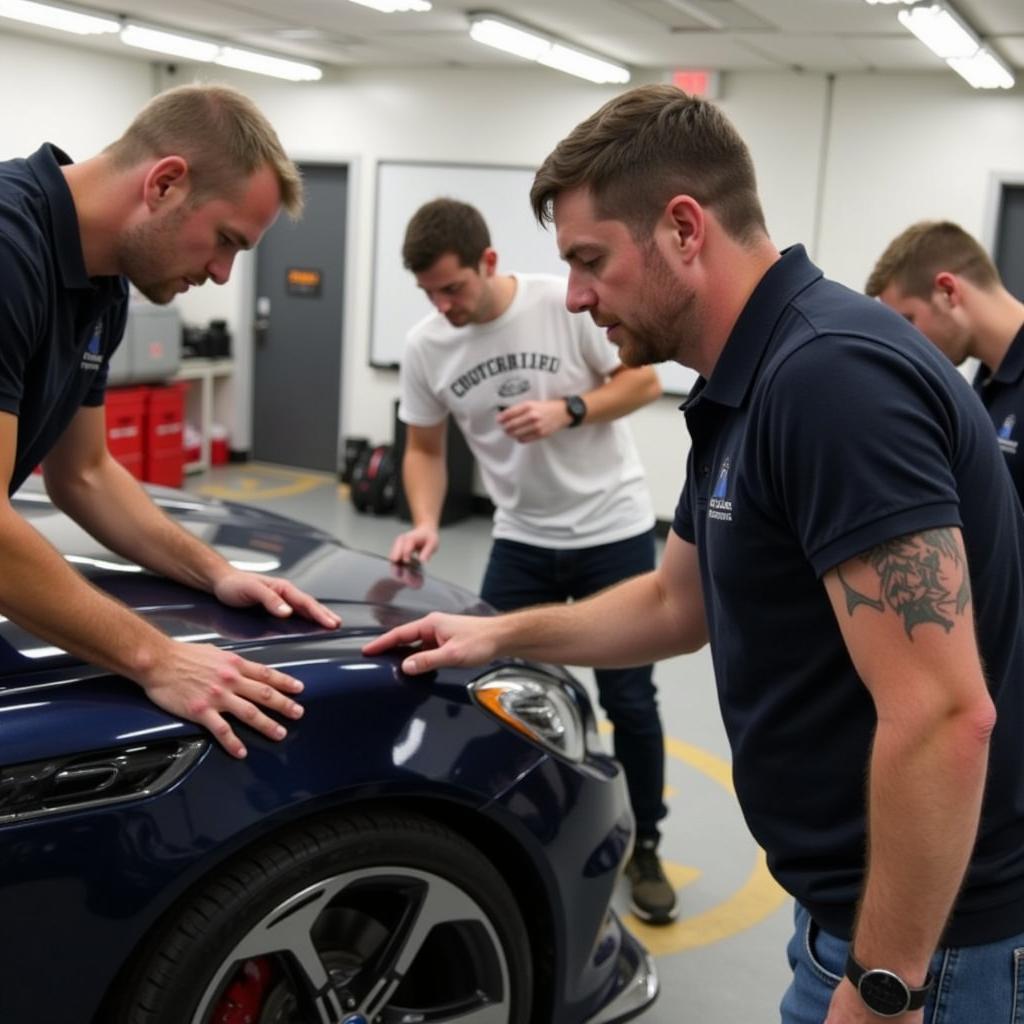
0, 84, 340, 761
867, 220, 1024, 506
364, 85, 1024, 1022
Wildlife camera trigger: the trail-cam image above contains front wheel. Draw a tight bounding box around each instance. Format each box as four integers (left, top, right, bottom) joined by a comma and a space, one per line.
112, 810, 533, 1024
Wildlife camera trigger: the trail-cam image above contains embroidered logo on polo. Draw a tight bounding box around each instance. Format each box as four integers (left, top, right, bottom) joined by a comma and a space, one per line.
80, 321, 104, 373
997, 414, 1018, 457
708, 457, 733, 522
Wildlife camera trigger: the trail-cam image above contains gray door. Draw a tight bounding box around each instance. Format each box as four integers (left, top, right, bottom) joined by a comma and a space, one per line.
994, 184, 1024, 301
253, 163, 347, 471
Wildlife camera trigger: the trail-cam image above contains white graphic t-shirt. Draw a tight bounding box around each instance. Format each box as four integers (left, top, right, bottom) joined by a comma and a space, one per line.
399, 273, 655, 548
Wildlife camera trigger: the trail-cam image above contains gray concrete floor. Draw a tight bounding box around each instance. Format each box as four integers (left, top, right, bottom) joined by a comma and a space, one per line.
185, 461, 795, 1023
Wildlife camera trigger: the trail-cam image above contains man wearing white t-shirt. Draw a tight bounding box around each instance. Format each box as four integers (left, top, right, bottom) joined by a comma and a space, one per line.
390, 198, 677, 923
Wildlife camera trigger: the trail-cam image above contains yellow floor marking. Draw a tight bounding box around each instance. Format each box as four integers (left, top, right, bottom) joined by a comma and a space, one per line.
667, 861, 702, 889
197, 464, 332, 501
629, 847, 785, 954
600, 721, 788, 951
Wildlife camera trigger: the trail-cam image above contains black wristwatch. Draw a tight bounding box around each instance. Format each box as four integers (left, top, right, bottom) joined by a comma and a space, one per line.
564, 394, 587, 428
845, 953, 932, 1017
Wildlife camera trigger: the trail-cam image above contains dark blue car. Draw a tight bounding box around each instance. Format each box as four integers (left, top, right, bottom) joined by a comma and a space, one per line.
0, 483, 657, 1024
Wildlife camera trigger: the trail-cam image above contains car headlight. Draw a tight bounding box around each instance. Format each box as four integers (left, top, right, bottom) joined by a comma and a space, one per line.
470, 667, 585, 762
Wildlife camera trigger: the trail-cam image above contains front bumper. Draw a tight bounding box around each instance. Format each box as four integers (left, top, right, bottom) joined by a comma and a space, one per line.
590, 940, 658, 1023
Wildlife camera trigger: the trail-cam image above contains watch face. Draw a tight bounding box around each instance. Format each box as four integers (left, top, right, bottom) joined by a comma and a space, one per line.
859, 970, 911, 1016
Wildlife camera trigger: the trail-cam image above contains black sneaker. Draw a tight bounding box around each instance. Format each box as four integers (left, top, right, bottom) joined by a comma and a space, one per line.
626, 839, 678, 924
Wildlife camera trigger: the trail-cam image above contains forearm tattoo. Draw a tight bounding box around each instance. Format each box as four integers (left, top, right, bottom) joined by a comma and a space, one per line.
837, 528, 972, 638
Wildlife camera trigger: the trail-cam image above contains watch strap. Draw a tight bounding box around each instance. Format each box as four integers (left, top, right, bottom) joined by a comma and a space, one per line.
564, 395, 586, 427
845, 952, 932, 1015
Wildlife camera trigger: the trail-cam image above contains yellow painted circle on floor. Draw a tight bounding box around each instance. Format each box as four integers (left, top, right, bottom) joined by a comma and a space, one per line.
601, 723, 789, 953
197, 464, 332, 501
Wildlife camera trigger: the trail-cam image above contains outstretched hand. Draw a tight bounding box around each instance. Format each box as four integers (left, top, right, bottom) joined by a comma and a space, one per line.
362, 611, 500, 674
389, 525, 439, 566
139, 638, 306, 759
214, 570, 341, 629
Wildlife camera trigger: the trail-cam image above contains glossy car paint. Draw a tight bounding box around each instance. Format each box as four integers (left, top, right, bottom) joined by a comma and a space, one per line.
0, 484, 655, 1024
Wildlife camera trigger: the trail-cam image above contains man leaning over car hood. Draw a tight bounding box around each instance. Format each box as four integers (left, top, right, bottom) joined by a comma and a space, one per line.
0, 84, 340, 759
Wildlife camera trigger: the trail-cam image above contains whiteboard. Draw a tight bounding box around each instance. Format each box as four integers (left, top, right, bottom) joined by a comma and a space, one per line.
369, 160, 697, 395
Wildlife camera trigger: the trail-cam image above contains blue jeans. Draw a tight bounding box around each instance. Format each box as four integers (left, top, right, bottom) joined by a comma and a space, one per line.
782, 902, 1024, 1023
480, 531, 666, 841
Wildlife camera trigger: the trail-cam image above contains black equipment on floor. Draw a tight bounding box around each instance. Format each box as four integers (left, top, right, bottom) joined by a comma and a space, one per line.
350, 444, 397, 515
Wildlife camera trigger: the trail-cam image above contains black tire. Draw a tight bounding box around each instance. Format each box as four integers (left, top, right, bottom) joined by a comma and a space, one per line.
111, 810, 532, 1024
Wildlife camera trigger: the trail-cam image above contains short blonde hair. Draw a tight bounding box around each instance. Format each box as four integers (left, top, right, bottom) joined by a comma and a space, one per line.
105, 83, 303, 218
866, 221, 998, 299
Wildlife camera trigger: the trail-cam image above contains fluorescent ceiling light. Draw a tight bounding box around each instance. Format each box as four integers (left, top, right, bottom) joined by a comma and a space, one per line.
947, 48, 1015, 89
892, 1, 1015, 89
121, 24, 219, 61
864, 0, 917, 5
470, 18, 549, 61
345, 0, 432, 11
469, 14, 630, 85
897, 4, 978, 59
0, 0, 118, 35
0, 0, 323, 81
539, 44, 631, 85
216, 46, 322, 81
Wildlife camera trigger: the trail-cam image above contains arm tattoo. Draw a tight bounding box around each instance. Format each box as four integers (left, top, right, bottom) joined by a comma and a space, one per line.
837, 528, 972, 638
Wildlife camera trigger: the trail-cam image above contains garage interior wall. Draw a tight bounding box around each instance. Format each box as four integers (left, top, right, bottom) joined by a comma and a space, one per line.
3, 28, 1024, 519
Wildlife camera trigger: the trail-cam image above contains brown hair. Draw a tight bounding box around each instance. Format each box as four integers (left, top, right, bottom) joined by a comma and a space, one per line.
402, 198, 491, 272
866, 220, 999, 298
530, 83, 766, 243
105, 83, 303, 218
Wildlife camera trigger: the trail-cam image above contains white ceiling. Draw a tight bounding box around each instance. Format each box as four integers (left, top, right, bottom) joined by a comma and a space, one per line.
4, 0, 1024, 78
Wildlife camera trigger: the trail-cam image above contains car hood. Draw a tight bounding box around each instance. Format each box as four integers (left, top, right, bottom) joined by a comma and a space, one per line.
1, 482, 490, 679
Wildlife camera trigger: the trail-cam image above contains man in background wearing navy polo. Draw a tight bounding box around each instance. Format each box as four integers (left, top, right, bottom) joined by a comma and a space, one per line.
0, 84, 339, 760
365, 85, 1024, 1022
867, 220, 1024, 506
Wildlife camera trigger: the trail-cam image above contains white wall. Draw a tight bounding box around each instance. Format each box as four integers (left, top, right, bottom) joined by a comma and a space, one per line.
818, 72, 1024, 292
0, 33, 153, 160
4, 29, 1024, 518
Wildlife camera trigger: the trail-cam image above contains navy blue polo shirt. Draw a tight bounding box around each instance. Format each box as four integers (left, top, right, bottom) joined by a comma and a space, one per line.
972, 323, 1024, 507
0, 144, 127, 493
674, 245, 1024, 946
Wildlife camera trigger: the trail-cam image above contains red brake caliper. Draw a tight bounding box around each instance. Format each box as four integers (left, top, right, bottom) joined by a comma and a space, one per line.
211, 957, 275, 1024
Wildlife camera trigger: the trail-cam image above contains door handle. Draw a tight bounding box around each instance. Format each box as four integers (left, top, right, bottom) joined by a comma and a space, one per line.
255, 296, 271, 345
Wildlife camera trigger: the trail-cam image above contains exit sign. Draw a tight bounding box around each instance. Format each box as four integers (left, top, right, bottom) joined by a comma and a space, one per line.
672, 69, 721, 98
